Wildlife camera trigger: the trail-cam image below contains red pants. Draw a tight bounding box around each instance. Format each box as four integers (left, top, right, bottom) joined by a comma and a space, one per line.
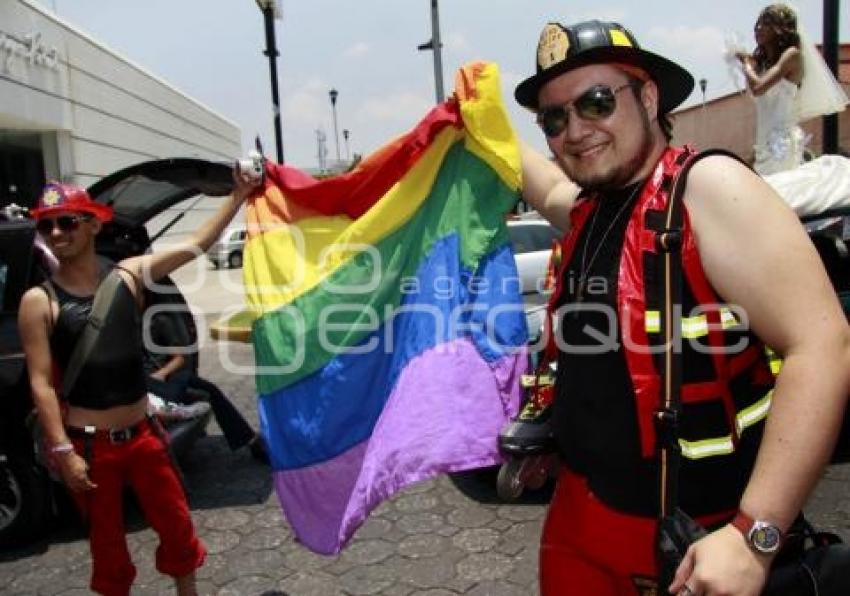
70, 420, 205, 596
540, 467, 732, 596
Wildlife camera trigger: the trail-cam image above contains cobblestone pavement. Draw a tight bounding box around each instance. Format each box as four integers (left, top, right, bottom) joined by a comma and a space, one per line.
2, 267, 849, 595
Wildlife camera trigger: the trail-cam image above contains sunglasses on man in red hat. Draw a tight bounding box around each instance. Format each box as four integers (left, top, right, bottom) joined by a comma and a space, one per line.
35, 213, 94, 236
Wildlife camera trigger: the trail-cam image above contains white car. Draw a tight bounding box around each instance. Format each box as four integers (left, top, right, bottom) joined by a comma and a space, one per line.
506, 217, 561, 341
507, 217, 561, 296
207, 225, 247, 269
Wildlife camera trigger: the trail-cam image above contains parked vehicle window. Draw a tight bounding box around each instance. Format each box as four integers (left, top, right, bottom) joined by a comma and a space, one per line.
507, 223, 559, 255
527, 224, 560, 252
507, 225, 533, 254
0, 222, 36, 314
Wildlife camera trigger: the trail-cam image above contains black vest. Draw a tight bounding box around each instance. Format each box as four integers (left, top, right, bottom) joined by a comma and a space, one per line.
48, 274, 148, 409
551, 147, 773, 518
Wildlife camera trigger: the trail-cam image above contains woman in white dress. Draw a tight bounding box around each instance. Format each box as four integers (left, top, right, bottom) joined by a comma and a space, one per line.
731, 3, 850, 216
736, 4, 804, 175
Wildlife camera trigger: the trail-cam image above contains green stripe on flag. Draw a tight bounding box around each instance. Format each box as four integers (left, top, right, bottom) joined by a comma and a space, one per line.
251, 142, 519, 395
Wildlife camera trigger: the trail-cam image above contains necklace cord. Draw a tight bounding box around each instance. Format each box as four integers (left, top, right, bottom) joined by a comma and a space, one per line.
575, 182, 644, 301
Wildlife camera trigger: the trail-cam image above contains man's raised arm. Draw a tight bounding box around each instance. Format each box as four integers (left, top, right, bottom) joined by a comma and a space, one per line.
519, 142, 579, 231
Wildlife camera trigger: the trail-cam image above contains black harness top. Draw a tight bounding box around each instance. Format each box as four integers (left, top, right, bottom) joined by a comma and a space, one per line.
48, 273, 148, 409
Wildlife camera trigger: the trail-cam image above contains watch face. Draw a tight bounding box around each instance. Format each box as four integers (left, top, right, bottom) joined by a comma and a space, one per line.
749, 522, 782, 553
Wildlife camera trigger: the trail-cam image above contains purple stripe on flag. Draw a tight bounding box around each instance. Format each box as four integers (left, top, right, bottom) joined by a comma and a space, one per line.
273, 337, 525, 554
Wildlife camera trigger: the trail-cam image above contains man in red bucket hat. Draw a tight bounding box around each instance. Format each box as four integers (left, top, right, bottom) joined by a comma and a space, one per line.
18, 172, 259, 596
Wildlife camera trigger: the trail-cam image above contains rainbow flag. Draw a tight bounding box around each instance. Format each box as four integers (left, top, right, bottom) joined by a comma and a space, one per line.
243, 63, 527, 554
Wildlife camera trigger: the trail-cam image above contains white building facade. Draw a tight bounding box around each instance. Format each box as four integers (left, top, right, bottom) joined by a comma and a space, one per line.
0, 0, 241, 209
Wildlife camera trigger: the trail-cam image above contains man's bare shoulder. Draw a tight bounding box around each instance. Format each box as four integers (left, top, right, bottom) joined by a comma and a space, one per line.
683, 153, 775, 215
20, 284, 50, 314
686, 152, 754, 187
18, 285, 52, 333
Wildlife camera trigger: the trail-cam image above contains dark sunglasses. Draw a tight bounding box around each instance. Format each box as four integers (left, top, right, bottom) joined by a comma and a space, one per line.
537, 83, 634, 138
36, 214, 92, 235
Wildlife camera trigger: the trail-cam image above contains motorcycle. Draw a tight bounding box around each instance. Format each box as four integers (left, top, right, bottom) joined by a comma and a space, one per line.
496, 360, 558, 501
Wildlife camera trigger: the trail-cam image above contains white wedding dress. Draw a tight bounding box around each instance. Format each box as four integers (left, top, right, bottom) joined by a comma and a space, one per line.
757, 77, 850, 217
753, 79, 805, 176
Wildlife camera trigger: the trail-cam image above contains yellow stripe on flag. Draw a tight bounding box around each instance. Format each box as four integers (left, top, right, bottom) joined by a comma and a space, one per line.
458, 63, 522, 192
244, 127, 461, 313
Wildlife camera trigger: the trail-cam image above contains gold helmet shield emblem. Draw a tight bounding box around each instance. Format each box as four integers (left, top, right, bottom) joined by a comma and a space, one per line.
537, 23, 570, 71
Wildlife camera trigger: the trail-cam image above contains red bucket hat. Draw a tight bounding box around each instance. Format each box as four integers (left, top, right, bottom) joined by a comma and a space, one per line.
30, 182, 113, 222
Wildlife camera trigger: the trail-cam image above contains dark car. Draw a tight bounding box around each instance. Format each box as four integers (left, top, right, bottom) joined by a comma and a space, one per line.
0, 159, 235, 548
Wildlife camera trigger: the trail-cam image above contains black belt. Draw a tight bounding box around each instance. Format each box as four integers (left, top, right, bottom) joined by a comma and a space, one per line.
67, 418, 148, 444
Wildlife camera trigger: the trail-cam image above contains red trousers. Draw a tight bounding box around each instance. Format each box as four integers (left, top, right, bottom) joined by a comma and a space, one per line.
540, 467, 732, 596
70, 420, 205, 596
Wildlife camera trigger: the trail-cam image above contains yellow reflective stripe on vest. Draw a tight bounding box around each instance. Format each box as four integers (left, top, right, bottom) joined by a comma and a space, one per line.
678, 435, 734, 459
678, 390, 774, 460
765, 348, 783, 375
646, 311, 660, 333
720, 308, 739, 329
681, 316, 709, 339
645, 308, 739, 338
735, 390, 773, 434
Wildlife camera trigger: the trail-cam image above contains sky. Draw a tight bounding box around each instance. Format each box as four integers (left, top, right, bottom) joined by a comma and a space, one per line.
43, 0, 850, 170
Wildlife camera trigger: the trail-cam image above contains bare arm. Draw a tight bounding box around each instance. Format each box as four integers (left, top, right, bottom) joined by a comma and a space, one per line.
120, 170, 260, 287
671, 156, 850, 594
150, 353, 186, 382
520, 142, 579, 231
687, 156, 849, 527
18, 288, 96, 492
18, 289, 66, 446
738, 46, 802, 96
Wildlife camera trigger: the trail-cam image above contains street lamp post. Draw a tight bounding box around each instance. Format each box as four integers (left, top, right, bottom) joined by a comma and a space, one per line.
329, 88, 341, 163
315, 129, 328, 173
255, 0, 284, 163
699, 78, 708, 143
822, 0, 840, 154
343, 129, 350, 161
416, 0, 445, 103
